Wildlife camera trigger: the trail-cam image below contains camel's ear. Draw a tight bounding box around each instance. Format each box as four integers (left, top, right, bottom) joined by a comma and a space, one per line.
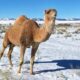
45, 10, 47, 14
45, 9, 50, 14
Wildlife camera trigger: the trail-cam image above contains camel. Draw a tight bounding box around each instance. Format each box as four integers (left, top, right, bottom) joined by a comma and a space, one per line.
0, 9, 57, 74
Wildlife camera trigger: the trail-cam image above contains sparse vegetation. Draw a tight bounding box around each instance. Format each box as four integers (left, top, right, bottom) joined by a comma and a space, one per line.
0, 24, 11, 33
55, 23, 80, 35
56, 23, 71, 27
73, 28, 80, 34
64, 32, 72, 38
56, 27, 67, 34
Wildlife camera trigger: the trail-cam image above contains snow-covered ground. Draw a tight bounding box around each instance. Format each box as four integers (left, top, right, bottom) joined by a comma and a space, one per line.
0, 20, 80, 25
0, 20, 15, 25
0, 30, 80, 80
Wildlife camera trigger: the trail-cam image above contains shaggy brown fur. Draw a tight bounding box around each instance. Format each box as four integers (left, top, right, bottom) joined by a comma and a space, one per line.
0, 9, 57, 74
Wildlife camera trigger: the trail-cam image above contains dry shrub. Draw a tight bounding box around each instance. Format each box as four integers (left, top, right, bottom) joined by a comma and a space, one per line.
73, 28, 80, 34
56, 27, 67, 34
64, 32, 72, 37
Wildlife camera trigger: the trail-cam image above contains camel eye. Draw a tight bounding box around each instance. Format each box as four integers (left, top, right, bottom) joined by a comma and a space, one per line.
54, 14, 56, 17
53, 14, 57, 19
53, 15, 56, 18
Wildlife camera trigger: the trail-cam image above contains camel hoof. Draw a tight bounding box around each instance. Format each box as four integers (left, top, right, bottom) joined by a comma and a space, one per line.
17, 69, 21, 74
30, 71, 34, 75
17, 72, 21, 76
18, 71, 21, 73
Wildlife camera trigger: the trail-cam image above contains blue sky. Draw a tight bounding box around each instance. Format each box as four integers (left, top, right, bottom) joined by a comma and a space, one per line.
0, 0, 80, 18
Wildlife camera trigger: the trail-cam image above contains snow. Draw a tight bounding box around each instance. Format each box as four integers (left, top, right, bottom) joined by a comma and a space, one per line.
0, 20, 15, 25
0, 29, 80, 80
0, 20, 80, 25
55, 20, 80, 24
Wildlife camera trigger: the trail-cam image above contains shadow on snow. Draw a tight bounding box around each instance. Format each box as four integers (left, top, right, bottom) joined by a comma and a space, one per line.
25, 59, 80, 74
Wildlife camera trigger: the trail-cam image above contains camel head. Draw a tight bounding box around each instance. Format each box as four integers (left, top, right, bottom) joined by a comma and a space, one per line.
45, 9, 57, 25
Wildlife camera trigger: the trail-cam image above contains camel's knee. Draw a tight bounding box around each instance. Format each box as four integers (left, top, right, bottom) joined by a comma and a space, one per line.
3, 40, 8, 48
30, 58, 34, 65
0, 52, 3, 59
19, 60, 23, 66
0, 44, 7, 59
7, 53, 11, 59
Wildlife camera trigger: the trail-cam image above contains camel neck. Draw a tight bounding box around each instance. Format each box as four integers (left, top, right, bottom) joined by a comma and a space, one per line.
44, 18, 55, 34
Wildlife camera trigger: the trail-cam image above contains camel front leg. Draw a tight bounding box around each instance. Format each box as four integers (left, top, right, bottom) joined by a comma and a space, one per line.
18, 46, 26, 73
30, 43, 39, 75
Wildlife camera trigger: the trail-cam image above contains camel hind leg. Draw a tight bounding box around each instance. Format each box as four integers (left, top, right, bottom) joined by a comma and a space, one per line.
7, 44, 14, 67
0, 36, 9, 59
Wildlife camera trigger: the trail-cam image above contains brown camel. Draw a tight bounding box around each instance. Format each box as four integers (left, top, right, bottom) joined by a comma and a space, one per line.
0, 9, 57, 74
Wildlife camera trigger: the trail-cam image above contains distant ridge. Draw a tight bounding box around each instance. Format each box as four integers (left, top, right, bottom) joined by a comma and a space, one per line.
0, 18, 80, 25
0, 18, 80, 21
